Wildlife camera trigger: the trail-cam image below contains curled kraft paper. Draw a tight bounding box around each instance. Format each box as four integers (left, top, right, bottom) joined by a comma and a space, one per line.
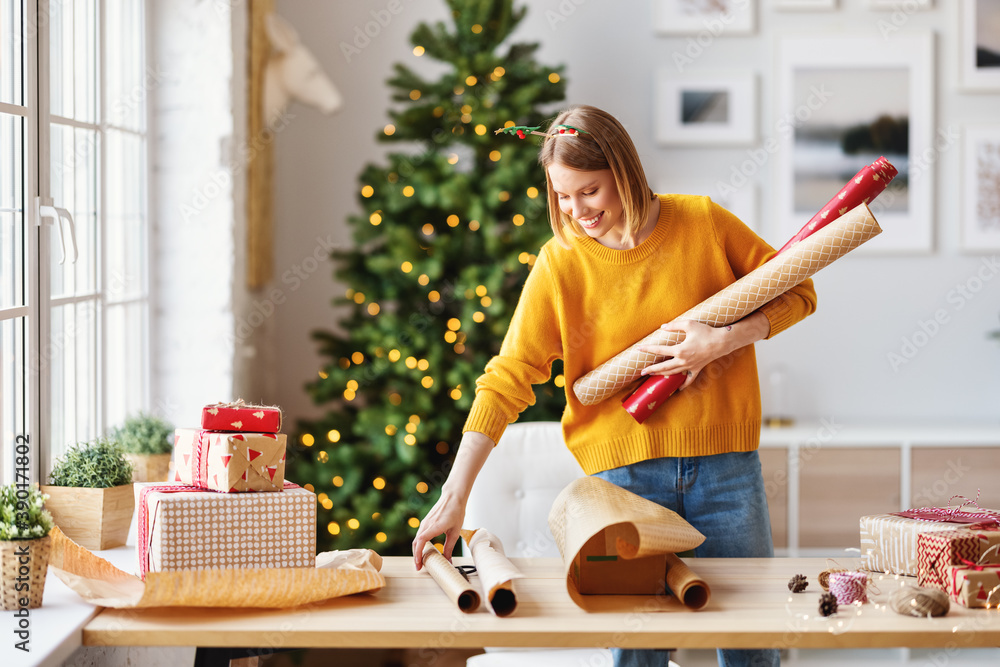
47, 527, 385, 608
548, 477, 710, 611
461, 528, 525, 617
422, 542, 481, 613
573, 203, 882, 406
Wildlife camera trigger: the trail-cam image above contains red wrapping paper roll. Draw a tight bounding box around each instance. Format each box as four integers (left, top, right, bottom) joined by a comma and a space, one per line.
624, 157, 897, 423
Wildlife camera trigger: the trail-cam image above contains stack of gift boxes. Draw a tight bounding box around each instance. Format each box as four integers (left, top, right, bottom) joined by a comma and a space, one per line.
861, 505, 1000, 608
135, 401, 316, 579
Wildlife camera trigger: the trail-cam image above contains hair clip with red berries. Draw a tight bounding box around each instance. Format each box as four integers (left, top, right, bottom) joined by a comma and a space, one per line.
494, 124, 588, 139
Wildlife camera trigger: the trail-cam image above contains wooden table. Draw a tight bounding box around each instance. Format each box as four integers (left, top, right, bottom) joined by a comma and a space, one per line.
82, 557, 1000, 659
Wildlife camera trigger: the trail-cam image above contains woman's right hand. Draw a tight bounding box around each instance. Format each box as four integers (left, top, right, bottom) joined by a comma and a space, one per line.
412, 490, 466, 570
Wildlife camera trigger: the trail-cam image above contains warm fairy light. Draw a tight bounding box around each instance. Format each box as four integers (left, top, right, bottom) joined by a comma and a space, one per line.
461, 113, 472, 123
527, 254, 537, 266
447, 153, 459, 165
453, 85, 464, 95
351, 352, 364, 364
422, 223, 434, 235
549, 72, 561, 83
555, 375, 566, 388
373, 477, 386, 490
372, 512, 381, 520
503, 120, 515, 128
376, 532, 388, 543
472, 312, 485, 323
367, 303, 380, 316
346, 380, 359, 391
317, 451, 329, 463
413, 45, 425, 56
471, 24, 482, 34
353, 292, 365, 304
434, 543, 444, 553
527, 186, 539, 198
385, 424, 397, 436
328, 522, 340, 535
454, 343, 465, 353
402, 185, 415, 197
474, 124, 487, 136
409, 89, 421, 100
369, 212, 382, 226
408, 517, 420, 528
421, 376, 434, 388
498, 191, 510, 202
465, 75, 477, 86
321, 498, 333, 510
469, 220, 480, 231
436, 441, 449, 454
405, 356, 418, 369
327, 429, 341, 442
345, 288, 355, 298
433, 106, 444, 118
461, 105, 472, 114
339, 357, 350, 369
384, 124, 396, 136
417, 359, 429, 371
405, 423, 418, 434
493, 66, 505, 78
450, 388, 462, 400
389, 393, 402, 405
416, 482, 429, 493
332, 475, 344, 487
409, 414, 420, 424
513, 214, 525, 226
489, 150, 501, 162
318, 493, 328, 503
447, 317, 461, 330
481, 297, 492, 307
301, 434, 315, 447
318, 370, 328, 379
444, 331, 457, 344
475, 285, 487, 297
348, 518, 360, 530
401, 261, 413, 273
343, 389, 356, 401
404, 434, 416, 446
428, 291, 440, 303
388, 349, 401, 362
447, 214, 460, 227
304, 483, 315, 492
418, 274, 430, 286
361, 185, 374, 197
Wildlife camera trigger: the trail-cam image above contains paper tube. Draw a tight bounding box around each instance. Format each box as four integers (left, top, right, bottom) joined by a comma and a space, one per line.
548, 476, 709, 610
46, 527, 385, 608
421, 542, 481, 613
461, 528, 525, 617
624, 159, 898, 420
573, 203, 882, 406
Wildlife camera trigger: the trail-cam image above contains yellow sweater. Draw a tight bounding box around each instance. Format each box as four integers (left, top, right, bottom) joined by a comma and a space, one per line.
463, 194, 817, 475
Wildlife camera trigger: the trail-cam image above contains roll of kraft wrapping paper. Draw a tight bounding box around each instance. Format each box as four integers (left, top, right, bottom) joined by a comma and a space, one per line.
421, 542, 481, 613
574, 203, 882, 406
623, 158, 897, 422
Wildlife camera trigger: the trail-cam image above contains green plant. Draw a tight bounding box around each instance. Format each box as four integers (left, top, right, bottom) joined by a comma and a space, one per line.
112, 413, 174, 455
0, 484, 54, 540
47, 439, 134, 488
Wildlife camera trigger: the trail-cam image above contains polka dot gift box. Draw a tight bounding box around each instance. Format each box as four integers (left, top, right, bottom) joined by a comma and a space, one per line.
135, 482, 316, 579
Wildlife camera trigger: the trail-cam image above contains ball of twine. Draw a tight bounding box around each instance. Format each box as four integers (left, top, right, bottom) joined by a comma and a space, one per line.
828, 571, 869, 605
818, 568, 848, 591
888, 585, 950, 618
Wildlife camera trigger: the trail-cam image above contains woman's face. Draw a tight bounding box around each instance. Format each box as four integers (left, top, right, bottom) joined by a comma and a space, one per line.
547, 163, 624, 245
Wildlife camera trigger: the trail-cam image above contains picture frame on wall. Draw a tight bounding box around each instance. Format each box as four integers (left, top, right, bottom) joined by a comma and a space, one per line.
773, 0, 837, 10
652, 0, 755, 36
962, 125, 1000, 252
654, 71, 756, 146
776, 33, 935, 254
960, 0, 1000, 91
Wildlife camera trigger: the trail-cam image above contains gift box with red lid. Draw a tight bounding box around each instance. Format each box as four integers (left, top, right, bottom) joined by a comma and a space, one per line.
173, 428, 286, 493
201, 400, 282, 433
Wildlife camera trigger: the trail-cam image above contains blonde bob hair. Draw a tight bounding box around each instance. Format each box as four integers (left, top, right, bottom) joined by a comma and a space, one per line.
538, 105, 655, 248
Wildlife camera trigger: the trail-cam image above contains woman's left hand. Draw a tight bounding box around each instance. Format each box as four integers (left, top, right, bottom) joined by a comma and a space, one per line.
637, 319, 733, 390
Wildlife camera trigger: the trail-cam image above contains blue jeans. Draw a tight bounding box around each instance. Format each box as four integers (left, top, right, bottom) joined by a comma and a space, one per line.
593, 450, 780, 667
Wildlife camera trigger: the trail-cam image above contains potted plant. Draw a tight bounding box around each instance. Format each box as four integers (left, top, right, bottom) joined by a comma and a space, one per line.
41, 438, 134, 550
1, 484, 54, 610
113, 413, 174, 483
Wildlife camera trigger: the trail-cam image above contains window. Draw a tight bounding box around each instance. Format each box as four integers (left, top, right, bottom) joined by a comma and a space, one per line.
1, 0, 150, 484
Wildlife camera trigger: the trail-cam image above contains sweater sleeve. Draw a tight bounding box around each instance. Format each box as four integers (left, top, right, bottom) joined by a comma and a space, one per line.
463, 245, 563, 444
709, 200, 817, 339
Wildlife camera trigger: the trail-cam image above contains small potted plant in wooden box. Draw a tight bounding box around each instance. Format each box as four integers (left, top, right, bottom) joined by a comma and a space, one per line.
1, 484, 54, 610
41, 439, 134, 550
113, 413, 174, 483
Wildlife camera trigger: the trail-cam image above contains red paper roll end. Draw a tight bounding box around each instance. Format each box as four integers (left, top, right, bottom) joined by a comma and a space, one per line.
623, 374, 686, 424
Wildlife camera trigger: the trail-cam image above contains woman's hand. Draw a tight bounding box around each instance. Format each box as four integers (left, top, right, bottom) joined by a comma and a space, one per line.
412, 490, 466, 570
637, 319, 729, 389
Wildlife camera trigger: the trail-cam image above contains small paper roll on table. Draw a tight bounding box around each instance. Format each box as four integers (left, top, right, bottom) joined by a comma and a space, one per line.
461, 528, 524, 617
573, 202, 882, 407
421, 542, 481, 613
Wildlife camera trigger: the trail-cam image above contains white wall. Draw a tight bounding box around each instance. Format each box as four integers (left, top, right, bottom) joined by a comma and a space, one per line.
271, 0, 1000, 428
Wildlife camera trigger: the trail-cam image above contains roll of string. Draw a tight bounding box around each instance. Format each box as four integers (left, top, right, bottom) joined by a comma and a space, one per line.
828, 571, 869, 605
888, 585, 950, 618
818, 567, 848, 591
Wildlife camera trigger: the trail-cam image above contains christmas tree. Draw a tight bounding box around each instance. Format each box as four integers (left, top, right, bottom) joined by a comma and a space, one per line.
293, 0, 568, 556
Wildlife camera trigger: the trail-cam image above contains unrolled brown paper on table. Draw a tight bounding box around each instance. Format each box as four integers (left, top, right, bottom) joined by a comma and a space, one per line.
421, 541, 481, 613
461, 528, 525, 617
572, 203, 882, 406
46, 526, 385, 608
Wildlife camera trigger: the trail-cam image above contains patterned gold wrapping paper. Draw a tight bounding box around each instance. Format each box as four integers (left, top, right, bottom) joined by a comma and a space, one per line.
572, 203, 881, 406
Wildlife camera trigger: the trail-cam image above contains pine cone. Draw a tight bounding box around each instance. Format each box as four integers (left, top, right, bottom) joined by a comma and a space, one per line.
788, 574, 808, 593
819, 592, 838, 617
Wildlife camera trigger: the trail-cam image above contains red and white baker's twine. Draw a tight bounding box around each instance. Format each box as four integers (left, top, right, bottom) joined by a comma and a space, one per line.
901, 492, 1000, 526
829, 571, 869, 605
